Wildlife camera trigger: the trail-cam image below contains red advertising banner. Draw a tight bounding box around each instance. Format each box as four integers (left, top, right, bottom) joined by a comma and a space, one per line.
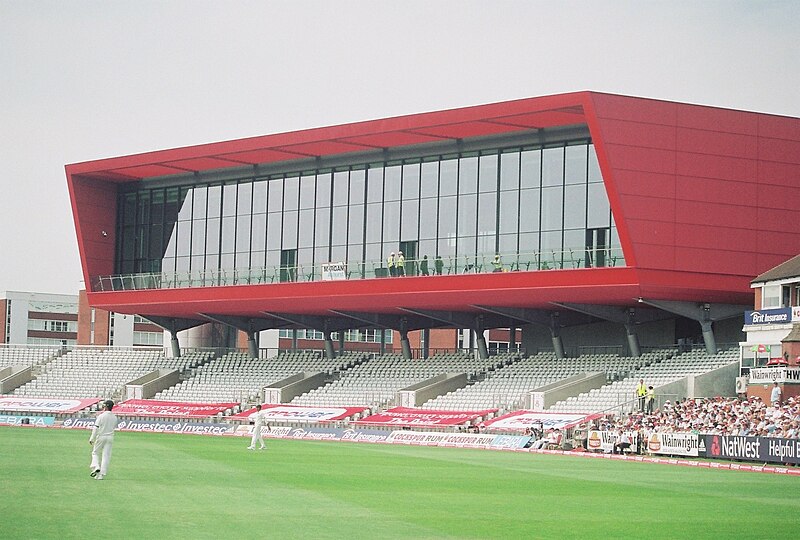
232, 404, 367, 422
115, 399, 240, 418
483, 410, 598, 432
0, 396, 100, 414
354, 407, 497, 427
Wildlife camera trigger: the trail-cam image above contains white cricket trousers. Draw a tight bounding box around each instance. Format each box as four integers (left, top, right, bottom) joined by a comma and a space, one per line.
91, 435, 114, 475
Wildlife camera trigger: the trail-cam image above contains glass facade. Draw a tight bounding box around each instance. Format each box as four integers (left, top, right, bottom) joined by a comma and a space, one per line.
108, 139, 622, 289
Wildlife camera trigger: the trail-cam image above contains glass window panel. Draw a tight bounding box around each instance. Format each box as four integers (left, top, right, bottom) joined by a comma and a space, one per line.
298, 209, 314, 248
439, 159, 458, 196
479, 154, 498, 193
205, 218, 220, 255
282, 210, 298, 247
284, 176, 299, 211
565, 144, 588, 186
402, 163, 420, 201
330, 245, 347, 262
587, 183, 611, 228
459, 156, 478, 195
499, 191, 519, 234
237, 182, 252, 215
122, 226, 135, 260
266, 250, 280, 268
367, 166, 384, 203
438, 196, 457, 241
384, 165, 401, 201
498, 233, 517, 255
500, 151, 520, 191
178, 223, 193, 257
251, 214, 266, 251
332, 206, 348, 245
315, 246, 329, 266
457, 194, 477, 237
418, 239, 436, 263
332, 171, 348, 206
476, 234, 495, 255
420, 161, 439, 198
541, 230, 562, 253
162, 256, 176, 274
519, 189, 540, 233
401, 199, 419, 239
348, 204, 364, 245
173, 256, 189, 274
221, 216, 236, 254
236, 214, 251, 253
151, 189, 164, 223
315, 207, 331, 247
316, 172, 331, 208
349, 170, 365, 206
222, 183, 237, 217
564, 229, 584, 253
542, 147, 564, 187
192, 187, 207, 220
268, 178, 283, 212
122, 193, 137, 225
365, 243, 382, 266
207, 185, 222, 219
253, 180, 267, 214
478, 192, 497, 236
563, 184, 586, 229
383, 201, 400, 242
266, 212, 282, 250
520, 149, 541, 189
165, 187, 180, 224
457, 236, 477, 258
219, 253, 234, 271
300, 174, 316, 209
419, 198, 438, 239
588, 144, 603, 183
164, 226, 178, 260
195, 255, 207, 273
235, 251, 251, 270
366, 203, 382, 243
540, 186, 563, 231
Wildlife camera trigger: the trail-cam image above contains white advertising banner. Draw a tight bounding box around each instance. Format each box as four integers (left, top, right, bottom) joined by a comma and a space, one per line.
645, 432, 701, 457
749, 367, 800, 384
586, 430, 639, 453
321, 262, 347, 281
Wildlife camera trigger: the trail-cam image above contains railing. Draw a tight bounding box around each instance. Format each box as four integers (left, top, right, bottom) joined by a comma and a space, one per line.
91, 247, 625, 292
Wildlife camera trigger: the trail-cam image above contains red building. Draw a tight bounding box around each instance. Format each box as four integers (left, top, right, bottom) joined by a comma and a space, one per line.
65, 92, 800, 358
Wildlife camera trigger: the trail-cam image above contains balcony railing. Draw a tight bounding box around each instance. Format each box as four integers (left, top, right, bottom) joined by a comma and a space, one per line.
91, 247, 625, 292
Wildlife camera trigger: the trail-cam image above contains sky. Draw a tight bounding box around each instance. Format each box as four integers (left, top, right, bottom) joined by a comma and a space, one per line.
1, 0, 798, 296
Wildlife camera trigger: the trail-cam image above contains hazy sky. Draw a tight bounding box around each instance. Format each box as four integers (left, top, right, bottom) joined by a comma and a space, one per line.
1, 0, 798, 295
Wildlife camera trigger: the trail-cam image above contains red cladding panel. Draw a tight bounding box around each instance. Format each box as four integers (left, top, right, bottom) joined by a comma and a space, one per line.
676, 152, 757, 183
593, 118, 676, 150
758, 137, 800, 165
676, 127, 758, 159
339, 131, 446, 148
759, 161, 800, 187
612, 170, 676, 199
602, 143, 676, 175
675, 176, 758, 206
676, 104, 759, 134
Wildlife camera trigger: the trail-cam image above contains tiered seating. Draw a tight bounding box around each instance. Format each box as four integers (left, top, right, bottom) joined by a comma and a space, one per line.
421, 351, 654, 411
11, 348, 209, 399
155, 350, 356, 404
290, 352, 504, 408
0, 346, 59, 368
548, 348, 739, 413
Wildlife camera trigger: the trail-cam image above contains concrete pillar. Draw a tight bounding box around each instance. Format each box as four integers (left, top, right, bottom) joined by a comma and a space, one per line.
422, 328, 430, 359
291, 329, 298, 352
509, 326, 516, 350
170, 331, 181, 358
550, 313, 565, 358
701, 320, 717, 355
380, 329, 387, 355
400, 330, 412, 359
338, 331, 345, 353
324, 332, 336, 359
247, 331, 258, 359
476, 330, 489, 360
625, 310, 641, 357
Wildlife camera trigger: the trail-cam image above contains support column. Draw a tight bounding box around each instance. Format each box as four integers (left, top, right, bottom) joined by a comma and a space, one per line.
338, 331, 345, 353
701, 320, 717, 355
324, 332, 336, 359
291, 329, 298, 352
422, 328, 430, 359
380, 329, 387, 355
170, 331, 181, 358
625, 309, 641, 357
247, 331, 258, 359
400, 330, 412, 360
476, 330, 489, 360
509, 326, 516, 351
550, 314, 565, 359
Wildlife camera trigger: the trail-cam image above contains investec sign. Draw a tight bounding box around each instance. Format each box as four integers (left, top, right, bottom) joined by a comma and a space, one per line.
745, 307, 792, 325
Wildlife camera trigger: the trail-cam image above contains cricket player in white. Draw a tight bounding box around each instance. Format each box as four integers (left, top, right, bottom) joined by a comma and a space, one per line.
89, 400, 119, 480
247, 404, 269, 450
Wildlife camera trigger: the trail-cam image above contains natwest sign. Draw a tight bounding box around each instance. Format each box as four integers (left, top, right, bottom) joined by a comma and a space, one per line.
745, 308, 792, 325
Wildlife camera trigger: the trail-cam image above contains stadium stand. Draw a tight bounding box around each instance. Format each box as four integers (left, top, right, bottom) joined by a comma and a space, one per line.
290, 351, 506, 409
548, 348, 739, 414
11, 348, 211, 400
154, 350, 358, 404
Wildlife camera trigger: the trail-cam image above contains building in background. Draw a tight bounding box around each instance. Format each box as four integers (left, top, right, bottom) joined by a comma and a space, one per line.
1, 291, 78, 347
65, 92, 800, 358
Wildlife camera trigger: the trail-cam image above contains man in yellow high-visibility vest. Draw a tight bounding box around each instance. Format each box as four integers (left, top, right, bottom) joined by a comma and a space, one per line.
635, 379, 647, 412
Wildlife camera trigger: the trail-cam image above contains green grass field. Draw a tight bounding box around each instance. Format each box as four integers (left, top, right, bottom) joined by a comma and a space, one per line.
1, 426, 798, 539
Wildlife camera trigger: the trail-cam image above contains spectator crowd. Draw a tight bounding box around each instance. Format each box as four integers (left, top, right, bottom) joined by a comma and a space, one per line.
598, 395, 800, 440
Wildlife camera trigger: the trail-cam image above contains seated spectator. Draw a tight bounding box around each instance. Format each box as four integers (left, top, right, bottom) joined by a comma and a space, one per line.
530, 428, 555, 449
545, 428, 563, 450
612, 430, 633, 454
